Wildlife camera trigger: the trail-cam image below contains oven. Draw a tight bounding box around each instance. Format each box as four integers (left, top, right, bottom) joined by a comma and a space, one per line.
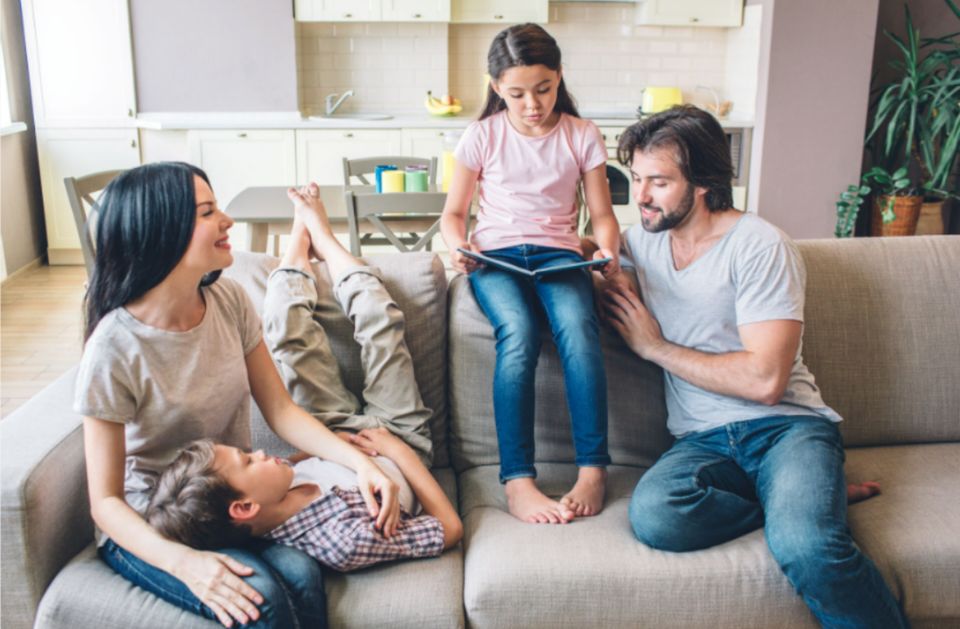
595, 124, 751, 228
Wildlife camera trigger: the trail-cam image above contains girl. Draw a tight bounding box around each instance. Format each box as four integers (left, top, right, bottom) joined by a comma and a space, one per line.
441, 24, 621, 524
78, 162, 402, 628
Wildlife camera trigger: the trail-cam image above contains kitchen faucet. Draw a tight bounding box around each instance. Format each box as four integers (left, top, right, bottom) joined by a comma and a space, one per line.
325, 90, 354, 115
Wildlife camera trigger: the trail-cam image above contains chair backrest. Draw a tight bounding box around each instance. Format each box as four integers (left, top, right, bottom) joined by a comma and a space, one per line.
342, 156, 438, 186
344, 191, 448, 254
64, 170, 123, 275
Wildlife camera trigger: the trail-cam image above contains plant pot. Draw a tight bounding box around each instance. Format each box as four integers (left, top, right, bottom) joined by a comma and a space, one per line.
871, 195, 923, 236
915, 200, 945, 235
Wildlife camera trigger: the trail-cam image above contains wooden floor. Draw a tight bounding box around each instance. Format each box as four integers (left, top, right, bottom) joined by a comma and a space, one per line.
1, 264, 87, 418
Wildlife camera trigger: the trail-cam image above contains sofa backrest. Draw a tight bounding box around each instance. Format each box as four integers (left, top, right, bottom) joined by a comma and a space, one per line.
447, 275, 673, 473
797, 235, 960, 447
224, 251, 452, 467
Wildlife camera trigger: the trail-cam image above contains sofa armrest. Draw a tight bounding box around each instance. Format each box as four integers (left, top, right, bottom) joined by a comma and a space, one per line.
1, 367, 93, 629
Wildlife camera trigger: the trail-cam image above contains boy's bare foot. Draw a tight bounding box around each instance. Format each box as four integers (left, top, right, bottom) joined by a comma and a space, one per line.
287, 183, 337, 247
847, 481, 881, 504
280, 218, 315, 270
560, 467, 607, 517
505, 478, 574, 524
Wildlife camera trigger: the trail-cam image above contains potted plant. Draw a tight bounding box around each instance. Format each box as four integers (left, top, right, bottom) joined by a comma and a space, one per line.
835, 2, 960, 238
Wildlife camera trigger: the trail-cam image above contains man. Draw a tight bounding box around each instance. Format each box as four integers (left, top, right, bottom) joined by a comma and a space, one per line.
600, 105, 906, 628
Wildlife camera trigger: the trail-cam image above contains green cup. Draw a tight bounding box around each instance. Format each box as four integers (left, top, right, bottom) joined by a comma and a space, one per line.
404, 168, 428, 192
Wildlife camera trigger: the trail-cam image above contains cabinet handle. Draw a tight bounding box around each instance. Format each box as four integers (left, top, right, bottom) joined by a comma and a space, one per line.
412, 13, 421, 18
238, 132, 248, 138
601, 134, 607, 141
690, 17, 699, 23
344, 133, 354, 138
127, 108, 134, 117
344, 12, 352, 18
130, 139, 137, 148
494, 14, 504, 19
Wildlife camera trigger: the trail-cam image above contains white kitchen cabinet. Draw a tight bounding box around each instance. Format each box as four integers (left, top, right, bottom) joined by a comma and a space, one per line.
36, 128, 141, 264
187, 130, 297, 209
20, 0, 137, 128
294, 0, 381, 22
296, 129, 403, 185
451, 0, 548, 24
634, 0, 743, 27
382, 0, 450, 22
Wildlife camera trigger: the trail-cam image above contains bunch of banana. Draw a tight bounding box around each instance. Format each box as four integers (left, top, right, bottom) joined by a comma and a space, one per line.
425, 90, 463, 116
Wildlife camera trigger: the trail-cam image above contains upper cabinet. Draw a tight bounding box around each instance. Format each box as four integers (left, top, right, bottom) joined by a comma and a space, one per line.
20, 0, 137, 128
635, 0, 743, 27
451, 0, 548, 23
296, 0, 449, 22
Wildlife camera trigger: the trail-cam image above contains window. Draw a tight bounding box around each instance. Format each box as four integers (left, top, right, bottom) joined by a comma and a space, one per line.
0, 36, 27, 135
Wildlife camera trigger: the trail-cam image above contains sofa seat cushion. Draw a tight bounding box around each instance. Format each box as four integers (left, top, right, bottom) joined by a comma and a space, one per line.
37, 469, 464, 629
461, 449, 960, 629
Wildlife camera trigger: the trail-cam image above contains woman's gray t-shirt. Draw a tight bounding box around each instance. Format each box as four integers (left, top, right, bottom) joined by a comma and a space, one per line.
622, 212, 841, 437
74, 278, 262, 513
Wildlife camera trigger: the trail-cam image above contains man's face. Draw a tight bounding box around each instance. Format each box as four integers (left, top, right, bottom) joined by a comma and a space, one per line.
629, 147, 701, 233
213, 445, 293, 510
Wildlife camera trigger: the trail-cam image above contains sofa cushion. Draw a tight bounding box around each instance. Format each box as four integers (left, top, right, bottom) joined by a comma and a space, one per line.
36, 469, 464, 629
447, 275, 672, 472
798, 236, 960, 447
224, 251, 451, 467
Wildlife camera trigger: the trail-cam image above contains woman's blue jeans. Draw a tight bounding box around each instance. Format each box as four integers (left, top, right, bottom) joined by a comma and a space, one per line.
468, 244, 610, 482
100, 538, 326, 628
629, 416, 908, 629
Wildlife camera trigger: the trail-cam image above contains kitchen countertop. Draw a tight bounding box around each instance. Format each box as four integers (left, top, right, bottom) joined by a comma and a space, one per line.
136, 110, 754, 130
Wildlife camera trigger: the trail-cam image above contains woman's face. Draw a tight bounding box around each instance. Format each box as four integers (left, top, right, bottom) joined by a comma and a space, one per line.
178, 175, 234, 276
492, 64, 562, 136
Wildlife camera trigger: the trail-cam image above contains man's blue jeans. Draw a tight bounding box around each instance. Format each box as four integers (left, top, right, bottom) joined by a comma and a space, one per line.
629, 415, 907, 629
468, 244, 610, 482
100, 538, 326, 628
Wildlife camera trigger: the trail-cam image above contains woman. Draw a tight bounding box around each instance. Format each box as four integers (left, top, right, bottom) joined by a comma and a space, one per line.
77, 162, 402, 628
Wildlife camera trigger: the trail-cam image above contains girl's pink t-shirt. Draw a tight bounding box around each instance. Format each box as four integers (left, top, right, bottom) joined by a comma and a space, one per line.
454, 110, 608, 254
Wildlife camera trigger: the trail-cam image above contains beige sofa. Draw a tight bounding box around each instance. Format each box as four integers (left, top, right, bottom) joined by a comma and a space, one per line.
3, 236, 959, 628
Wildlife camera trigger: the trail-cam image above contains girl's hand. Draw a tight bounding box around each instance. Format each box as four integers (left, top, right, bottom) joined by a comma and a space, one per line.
351, 427, 413, 462
356, 460, 401, 537
171, 548, 263, 628
594, 248, 621, 278
451, 242, 483, 274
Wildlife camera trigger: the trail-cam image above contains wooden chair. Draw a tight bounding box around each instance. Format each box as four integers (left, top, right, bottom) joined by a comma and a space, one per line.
64, 170, 123, 275
344, 191, 448, 255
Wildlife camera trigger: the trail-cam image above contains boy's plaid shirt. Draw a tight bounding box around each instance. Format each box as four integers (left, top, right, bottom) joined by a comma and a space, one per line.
265, 486, 444, 572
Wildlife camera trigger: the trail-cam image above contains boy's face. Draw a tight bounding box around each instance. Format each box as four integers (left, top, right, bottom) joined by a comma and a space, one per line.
213, 445, 293, 509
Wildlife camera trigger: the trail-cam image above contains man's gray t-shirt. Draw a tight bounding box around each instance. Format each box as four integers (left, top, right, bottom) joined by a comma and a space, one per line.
74, 278, 262, 513
622, 212, 840, 437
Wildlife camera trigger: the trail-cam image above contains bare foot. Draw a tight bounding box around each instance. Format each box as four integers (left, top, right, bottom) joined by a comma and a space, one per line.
280, 218, 315, 269
560, 467, 607, 517
847, 481, 881, 504
287, 183, 336, 246
504, 478, 574, 524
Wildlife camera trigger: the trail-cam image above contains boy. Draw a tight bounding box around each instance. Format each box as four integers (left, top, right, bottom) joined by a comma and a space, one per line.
146, 427, 461, 572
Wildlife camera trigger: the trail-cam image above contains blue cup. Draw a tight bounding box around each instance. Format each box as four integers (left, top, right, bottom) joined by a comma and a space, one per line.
375, 165, 398, 193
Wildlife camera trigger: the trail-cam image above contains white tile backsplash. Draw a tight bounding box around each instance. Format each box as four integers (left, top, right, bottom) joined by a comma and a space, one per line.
297, 2, 752, 117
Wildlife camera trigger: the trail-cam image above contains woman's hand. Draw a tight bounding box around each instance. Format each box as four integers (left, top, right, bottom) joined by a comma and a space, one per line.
355, 459, 401, 537
450, 241, 483, 274
593, 247, 621, 278
170, 548, 263, 628
350, 427, 413, 462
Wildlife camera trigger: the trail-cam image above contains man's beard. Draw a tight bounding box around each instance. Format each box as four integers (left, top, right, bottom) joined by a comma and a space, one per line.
640, 183, 696, 233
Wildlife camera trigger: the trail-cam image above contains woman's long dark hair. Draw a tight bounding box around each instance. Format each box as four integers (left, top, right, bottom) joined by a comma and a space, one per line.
83, 161, 220, 342
479, 23, 579, 121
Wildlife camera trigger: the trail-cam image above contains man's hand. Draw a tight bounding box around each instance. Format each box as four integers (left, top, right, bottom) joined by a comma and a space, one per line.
602, 285, 666, 361
355, 459, 401, 537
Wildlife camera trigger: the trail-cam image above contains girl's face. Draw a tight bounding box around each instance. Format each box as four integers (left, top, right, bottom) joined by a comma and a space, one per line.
178, 175, 234, 276
492, 64, 562, 136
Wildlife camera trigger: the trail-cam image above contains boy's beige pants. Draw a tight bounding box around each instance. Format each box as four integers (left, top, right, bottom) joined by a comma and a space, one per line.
263, 265, 433, 465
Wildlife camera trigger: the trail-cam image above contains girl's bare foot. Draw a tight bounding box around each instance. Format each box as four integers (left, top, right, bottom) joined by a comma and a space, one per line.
505, 478, 574, 524
560, 467, 607, 517
847, 481, 881, 504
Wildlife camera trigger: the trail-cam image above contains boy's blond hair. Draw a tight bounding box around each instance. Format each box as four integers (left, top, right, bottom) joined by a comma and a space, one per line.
145, 440, 253, 549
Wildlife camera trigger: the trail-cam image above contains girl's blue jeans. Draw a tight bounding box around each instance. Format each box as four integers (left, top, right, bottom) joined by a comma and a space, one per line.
468, 244, 610, 483
100, 538, 326, 628
629, 415, 907, 629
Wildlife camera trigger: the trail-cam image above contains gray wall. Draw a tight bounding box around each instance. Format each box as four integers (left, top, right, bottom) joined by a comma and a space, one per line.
129, 0, 299, 112
749, 0, 879, 239
1, 0, 45, 276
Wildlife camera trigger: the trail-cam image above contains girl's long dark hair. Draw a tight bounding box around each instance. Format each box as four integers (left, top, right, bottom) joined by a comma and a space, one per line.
83, 161, 220, 342
479, 23, 579, 121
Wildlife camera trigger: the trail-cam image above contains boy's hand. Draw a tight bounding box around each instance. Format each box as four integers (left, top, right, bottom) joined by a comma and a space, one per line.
355, 459, 401, 537
350, 427, 413, 462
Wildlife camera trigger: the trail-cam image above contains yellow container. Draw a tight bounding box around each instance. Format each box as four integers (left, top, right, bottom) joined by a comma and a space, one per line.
641, 86, 683, 114
441, 152, 456, 192
381, 170, 405, 193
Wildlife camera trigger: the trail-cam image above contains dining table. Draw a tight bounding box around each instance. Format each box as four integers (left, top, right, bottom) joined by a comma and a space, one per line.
225, 184, 447, 254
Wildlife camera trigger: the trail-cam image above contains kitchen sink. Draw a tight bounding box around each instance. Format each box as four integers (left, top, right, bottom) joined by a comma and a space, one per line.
311, 113, 393, 121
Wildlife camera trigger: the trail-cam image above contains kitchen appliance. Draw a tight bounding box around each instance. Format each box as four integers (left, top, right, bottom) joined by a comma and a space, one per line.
640, 86, 683, 115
